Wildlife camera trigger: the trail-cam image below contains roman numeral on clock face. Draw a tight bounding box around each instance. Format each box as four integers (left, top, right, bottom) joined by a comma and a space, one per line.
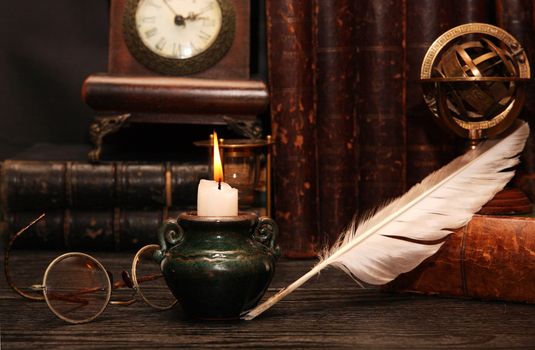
155, 37, 167, 51
145, 27, 158, 38
142, 16, 156, 23
173, 43, 182, 57
198, 30, 211, 42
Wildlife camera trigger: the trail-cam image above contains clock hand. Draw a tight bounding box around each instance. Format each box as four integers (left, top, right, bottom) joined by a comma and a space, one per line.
161, 0, 178, 16
184, 12, 208, 21
174, 14, 186, 26
161, 0, 187, 26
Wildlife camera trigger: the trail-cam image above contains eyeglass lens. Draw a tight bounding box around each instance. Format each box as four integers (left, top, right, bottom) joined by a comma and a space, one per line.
133, 244, 176, 310
43, 253, 111, 324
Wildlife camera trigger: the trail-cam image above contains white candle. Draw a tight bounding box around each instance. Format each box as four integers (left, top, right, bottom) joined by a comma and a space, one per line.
197, 179, 238, 216
197, 131, 239, 216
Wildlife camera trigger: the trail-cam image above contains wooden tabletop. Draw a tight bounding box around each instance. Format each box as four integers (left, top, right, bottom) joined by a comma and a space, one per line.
2, 251, 535, 349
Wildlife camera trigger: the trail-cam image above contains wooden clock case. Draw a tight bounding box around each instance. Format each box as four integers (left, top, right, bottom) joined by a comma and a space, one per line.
82, 0, 269, 161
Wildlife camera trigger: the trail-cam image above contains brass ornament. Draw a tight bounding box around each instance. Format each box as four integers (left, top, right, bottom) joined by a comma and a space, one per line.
88, 114, 131, 162
421, 23, 531, 140
123, 0, 235, 76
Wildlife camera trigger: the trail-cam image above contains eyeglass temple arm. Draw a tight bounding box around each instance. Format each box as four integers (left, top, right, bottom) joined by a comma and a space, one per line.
113, 270, 163, 290
4, 213, 46, 301
108, 271, 164, 306
108, 271, 163, 306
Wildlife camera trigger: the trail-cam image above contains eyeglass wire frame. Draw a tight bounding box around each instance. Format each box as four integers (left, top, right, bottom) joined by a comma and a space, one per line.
131, 244, 177, 310
41, 252, 113, 324
4, 214, 177, 324
4, 213, 46, 301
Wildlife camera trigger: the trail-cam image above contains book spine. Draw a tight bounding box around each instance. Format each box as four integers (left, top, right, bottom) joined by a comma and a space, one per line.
0, 161, 5, 225
315, 0, 358, 245
266, 0, 319, 257
5, 208, 186, 251
1, 160, 208, 210
356, 0, 406, 210
0, 161, 5, 243
406, 1, 456, 187
386, 215, 535, 303
453, 0, 491, 23
495, 1, 535, 202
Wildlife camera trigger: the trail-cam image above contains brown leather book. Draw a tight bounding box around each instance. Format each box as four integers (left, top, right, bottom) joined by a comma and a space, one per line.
356, 1, 406, 211
1, 160, 207, 210
495, 1, 535, 202
315, 0, 358, 245
4, 208, 185, 251
386, 214, 535, 303
454, 0, 491, 23
266, 0, 319, 257
406, 1, 456, 186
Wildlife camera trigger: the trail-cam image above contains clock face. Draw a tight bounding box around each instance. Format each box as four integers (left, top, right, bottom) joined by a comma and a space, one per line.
135, 0, 223, 59
123, 0, 235, 75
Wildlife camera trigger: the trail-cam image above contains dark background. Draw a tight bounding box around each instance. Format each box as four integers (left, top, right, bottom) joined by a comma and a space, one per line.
0, 0, 267, 160
0, 1, 109, 159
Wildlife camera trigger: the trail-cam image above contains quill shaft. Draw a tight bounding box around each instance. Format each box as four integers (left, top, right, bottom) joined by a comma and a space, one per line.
243, 262, 326, 320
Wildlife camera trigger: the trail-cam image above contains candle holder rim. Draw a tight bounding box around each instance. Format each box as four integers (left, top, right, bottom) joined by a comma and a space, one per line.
179, 211, 258, 222
193, 138, 273, 149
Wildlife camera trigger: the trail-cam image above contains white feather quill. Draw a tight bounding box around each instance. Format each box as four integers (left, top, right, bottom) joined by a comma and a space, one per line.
243, 120, 530, 320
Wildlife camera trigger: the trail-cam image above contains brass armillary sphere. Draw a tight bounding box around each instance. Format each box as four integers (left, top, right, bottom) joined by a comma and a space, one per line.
421, 23, 530, 142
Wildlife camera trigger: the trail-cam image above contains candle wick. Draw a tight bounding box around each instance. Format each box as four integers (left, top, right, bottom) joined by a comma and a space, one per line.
218, 178, 221, 190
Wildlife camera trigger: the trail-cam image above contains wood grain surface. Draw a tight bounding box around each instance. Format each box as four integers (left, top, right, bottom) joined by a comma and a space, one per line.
2, 251, 535, 349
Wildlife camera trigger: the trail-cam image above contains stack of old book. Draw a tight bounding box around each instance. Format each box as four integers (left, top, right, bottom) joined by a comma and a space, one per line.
0, 144, 208, 250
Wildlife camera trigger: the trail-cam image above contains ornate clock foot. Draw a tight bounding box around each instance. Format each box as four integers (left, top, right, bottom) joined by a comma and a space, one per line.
223, 116, 263, 139
88, 114, 131, 163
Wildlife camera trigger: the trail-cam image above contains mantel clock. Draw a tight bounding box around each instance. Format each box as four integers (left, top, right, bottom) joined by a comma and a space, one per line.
83, 0, 268, 161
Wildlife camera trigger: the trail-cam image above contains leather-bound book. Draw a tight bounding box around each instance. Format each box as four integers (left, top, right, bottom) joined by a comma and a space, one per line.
406, 1, 456, 186
386, 215, 535, 303
356, 1, 406, 210
1, 160, 207, 210
266, 0, 319, 257
454, 0, 491, 23
5, 208, 185, 251
495, 1, 535, 202
315, 0, 358, 245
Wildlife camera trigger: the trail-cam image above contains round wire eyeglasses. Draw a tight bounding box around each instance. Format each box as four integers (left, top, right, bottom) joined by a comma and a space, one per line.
4, 214, 177, 324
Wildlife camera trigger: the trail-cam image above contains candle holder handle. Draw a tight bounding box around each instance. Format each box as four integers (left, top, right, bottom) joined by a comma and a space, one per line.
154, 220, 184, 264
253, 217, 279, 254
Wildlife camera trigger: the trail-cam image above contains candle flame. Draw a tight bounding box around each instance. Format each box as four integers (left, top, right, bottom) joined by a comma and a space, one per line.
213, 131, 224, 183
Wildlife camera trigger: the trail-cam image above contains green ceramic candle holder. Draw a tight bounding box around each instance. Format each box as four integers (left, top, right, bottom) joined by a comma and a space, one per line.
154, 212, 280, 320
